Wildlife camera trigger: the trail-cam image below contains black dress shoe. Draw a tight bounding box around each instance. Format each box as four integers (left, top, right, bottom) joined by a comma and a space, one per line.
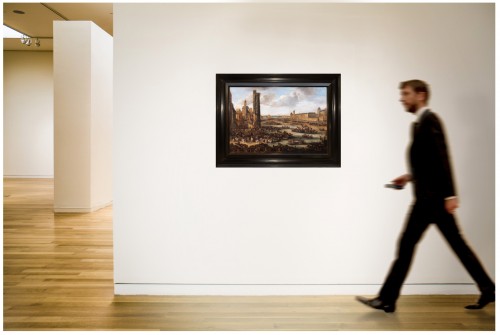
356, 296, 396, 313
465, 292, 495, 310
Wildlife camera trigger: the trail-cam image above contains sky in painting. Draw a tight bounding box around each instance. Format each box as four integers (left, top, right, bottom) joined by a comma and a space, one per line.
230, 87, 327, 116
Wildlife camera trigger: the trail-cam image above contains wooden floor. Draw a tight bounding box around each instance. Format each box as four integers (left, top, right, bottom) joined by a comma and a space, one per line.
3, 178, 495, 330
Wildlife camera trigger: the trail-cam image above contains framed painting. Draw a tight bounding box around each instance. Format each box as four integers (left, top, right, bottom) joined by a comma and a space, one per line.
216, 74, 340, 167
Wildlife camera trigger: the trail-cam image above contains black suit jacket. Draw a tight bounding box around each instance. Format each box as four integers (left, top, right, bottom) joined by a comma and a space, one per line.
410, 110, 456, 201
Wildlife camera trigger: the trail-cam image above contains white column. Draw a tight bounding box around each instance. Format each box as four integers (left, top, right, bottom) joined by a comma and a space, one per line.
53, 21, 113, 213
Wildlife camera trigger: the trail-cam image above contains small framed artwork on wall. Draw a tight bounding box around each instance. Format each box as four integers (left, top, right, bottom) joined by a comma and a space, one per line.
216, 73, 341, 167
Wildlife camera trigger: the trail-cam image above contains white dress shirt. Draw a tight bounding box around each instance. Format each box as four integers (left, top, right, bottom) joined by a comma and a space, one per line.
414, 106, 429, 122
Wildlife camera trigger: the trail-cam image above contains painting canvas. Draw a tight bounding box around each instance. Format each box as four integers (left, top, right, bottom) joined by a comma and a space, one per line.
228, 87, 328, 154
216, 74, 340, 167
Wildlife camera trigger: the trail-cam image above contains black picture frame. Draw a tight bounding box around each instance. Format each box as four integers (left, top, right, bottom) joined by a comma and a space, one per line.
216, 74, 341, 167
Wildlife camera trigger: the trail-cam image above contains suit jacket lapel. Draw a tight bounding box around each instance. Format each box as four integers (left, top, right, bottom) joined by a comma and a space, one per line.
411, 122, 417, 139
419, 109, 431, 124
413, 109, 431, 139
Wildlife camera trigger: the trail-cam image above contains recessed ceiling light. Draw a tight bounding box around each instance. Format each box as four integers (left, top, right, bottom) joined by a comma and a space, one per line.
13, 10, 25, 14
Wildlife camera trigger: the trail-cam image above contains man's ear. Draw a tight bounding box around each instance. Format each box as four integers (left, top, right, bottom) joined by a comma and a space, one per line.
417, 91, 427, 103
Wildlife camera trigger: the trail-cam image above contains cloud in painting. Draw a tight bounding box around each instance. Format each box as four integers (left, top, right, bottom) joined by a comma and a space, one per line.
270, 90, 300, 107
259, 92, 276, 105
231, 87, 326, 116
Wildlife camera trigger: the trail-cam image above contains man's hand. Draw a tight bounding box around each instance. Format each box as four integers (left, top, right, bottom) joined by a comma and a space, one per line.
445, 197, 459, 215
392, 174, 412, 188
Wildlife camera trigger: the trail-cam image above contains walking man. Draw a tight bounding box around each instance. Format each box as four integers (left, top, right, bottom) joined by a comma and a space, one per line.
356, 80, 495, 313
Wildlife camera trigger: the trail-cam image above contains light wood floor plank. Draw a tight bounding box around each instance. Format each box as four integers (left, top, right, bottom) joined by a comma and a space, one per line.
3, 178, 495, 330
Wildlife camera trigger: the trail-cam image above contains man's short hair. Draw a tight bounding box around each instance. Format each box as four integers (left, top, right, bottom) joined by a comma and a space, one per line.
399, 80, 430, 102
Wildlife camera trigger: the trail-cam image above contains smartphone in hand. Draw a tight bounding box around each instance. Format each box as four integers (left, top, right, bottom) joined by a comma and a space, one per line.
385, 183, 404, 190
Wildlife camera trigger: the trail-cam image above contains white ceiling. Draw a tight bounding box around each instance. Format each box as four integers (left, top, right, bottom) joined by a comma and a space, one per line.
3, 3, 113, 51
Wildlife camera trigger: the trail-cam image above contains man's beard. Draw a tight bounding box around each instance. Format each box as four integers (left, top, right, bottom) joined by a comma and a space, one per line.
407, 104, 417, 114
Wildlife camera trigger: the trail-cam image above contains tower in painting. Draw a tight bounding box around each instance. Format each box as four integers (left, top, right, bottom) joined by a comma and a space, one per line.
253, 90, 261, 128
243, 100, 249, 119
231, 89, 262, 129
229, 89, 236, 128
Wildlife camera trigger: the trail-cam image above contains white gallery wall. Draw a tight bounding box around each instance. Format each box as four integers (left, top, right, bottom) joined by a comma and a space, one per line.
114, 3, 494, 295
4, 51, 54, 178
54, 21, 113, 212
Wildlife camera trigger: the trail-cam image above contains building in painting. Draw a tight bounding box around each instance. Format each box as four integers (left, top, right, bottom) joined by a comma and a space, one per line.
229, 89, 261, 129
317, 107, 327, 122
290, 108, 327, 123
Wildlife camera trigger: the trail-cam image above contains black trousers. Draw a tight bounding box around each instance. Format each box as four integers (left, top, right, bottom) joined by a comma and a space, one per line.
379, 199, 495, 303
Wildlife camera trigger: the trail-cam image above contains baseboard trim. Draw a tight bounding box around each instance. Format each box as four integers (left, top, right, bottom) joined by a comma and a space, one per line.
54, 201, 112, 213
114, 283, 477, 296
